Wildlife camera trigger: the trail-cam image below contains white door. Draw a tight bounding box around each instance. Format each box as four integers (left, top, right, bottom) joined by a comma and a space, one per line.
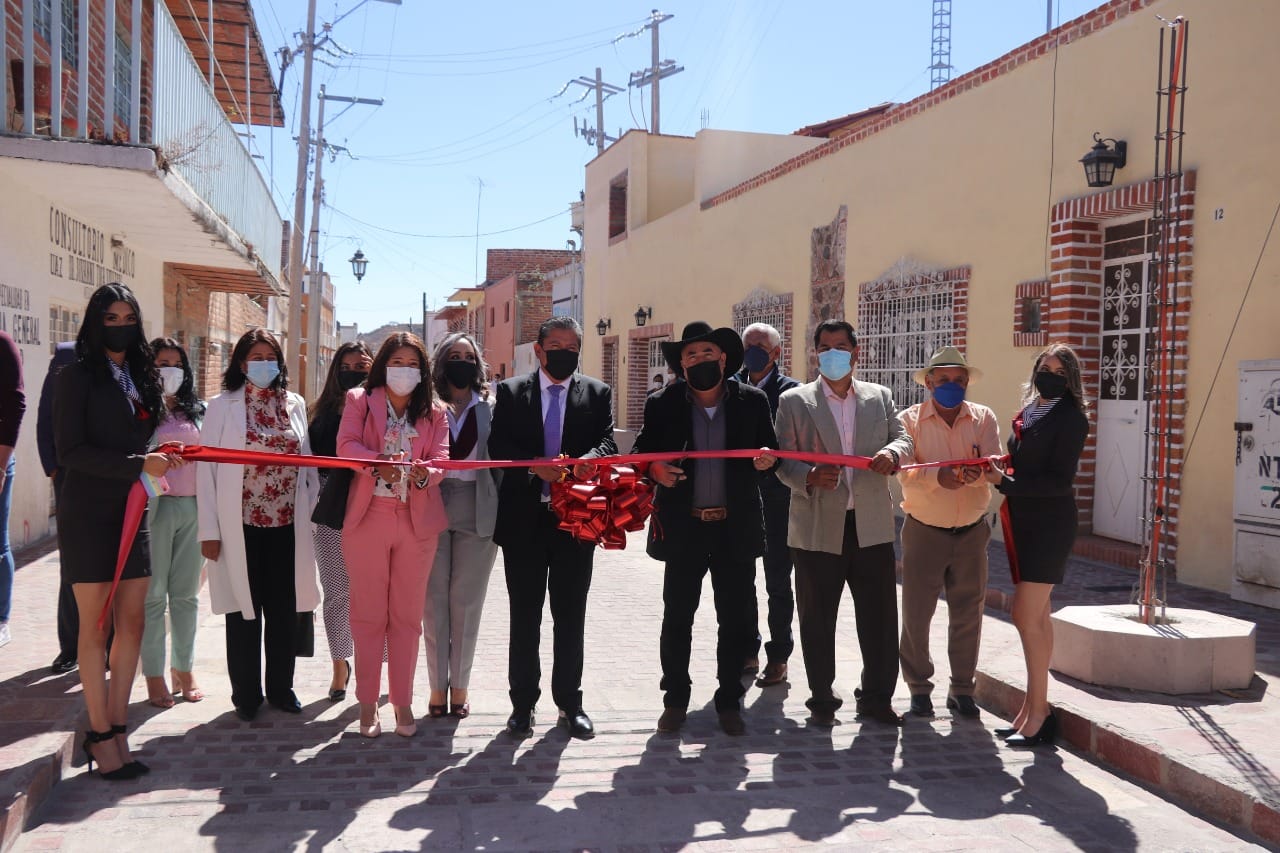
1093, 221, 1154, 543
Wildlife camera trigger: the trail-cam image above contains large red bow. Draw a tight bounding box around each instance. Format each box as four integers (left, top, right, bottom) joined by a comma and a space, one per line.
550, 466, 653, 549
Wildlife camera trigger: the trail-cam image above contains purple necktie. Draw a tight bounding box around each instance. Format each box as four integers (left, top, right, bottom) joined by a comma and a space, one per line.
542, 384, 564, 497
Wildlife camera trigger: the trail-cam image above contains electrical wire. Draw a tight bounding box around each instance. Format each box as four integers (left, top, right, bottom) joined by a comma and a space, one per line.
353, 19, 647, 60
704, 0, 784, 123
327, 204, 567, 239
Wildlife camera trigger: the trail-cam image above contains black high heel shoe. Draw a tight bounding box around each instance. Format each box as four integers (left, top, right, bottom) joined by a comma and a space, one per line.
1004, 712, 1057, 748
112, 724, 150, 774
82, 730, 140, 780
329, 660, 352, 703
993, 725, 1018, 738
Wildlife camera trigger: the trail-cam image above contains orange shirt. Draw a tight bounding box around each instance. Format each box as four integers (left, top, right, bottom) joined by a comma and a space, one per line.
897, 398, 1003, 528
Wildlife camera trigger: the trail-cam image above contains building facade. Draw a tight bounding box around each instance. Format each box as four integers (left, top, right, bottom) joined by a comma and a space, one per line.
581, 0, 1280, 596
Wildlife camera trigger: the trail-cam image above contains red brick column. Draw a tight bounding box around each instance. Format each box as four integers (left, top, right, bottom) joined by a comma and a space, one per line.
626, 322, 673, 431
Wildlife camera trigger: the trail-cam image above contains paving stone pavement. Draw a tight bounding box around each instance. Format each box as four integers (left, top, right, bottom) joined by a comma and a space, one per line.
2, 532, 1269, 851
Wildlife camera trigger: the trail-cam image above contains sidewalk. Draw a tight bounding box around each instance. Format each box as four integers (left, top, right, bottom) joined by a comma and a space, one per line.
0, 532, 1272, 851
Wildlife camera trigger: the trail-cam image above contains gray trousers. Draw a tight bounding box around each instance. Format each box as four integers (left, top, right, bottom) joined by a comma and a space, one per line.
898, 514, 990, 697
424, 479, 498, 691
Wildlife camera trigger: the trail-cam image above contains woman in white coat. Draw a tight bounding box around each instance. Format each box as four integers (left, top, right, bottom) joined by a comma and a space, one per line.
197, 328, 320, 721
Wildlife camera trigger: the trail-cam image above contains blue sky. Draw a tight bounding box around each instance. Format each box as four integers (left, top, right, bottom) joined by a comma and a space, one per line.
248, 0, 1102, 329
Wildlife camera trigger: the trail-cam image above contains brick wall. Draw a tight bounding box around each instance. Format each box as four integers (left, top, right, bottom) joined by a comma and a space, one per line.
1013, 279, 1050, 348
485, 248, 575, 285
165, 265, 267, 398
626, 322, 673, 431
1048, 171, 1196, 562
601, 335, 618, 421
515, 274, 551, 344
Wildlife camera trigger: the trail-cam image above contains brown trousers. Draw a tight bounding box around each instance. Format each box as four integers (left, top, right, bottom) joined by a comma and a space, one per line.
898, 515, 990, 697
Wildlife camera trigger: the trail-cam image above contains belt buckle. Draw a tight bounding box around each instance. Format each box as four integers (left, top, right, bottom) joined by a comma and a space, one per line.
695, 507, 727, 522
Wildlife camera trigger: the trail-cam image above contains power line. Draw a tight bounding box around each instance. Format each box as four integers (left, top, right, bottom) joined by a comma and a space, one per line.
327, 205, 567, 239
353, 19, 647, 60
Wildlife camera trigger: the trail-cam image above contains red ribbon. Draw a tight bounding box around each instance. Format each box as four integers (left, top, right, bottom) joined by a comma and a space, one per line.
550, 465, 653, 549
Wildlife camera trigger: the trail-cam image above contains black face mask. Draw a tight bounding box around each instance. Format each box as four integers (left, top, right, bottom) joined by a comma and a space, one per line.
337, 370, 368, 391
1034, 371, 1069, 400
102, 323, 139, 354
444, 359, 479, 389
686, 360, 723, 392
543, 349, 579, 381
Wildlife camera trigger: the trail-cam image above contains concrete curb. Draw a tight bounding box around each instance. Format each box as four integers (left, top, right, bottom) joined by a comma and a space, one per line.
975, 671, 1280, 848
0, 729, 77, 852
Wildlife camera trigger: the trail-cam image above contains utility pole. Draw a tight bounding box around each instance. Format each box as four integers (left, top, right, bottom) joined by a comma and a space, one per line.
305, 86, 382, 398
568, 68, 623, 153
627, 11, 682, 134
286, 0, 318, 394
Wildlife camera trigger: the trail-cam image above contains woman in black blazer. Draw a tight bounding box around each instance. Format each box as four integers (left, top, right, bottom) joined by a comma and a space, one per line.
54, 283, 181, 779
992, 343, 1090, 748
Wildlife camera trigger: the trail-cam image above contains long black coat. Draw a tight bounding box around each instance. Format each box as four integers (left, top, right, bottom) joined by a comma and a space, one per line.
633, 378, 778, 562
736, 365, 799, 494
54, 360, 155, 583
997, 399, 1090, 583
488, 370, 616, 548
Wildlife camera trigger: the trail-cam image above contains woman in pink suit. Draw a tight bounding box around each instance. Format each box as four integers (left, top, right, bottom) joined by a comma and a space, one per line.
338, 333, 449, 738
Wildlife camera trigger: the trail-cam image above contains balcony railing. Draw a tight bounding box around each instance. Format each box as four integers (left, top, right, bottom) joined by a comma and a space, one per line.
152, 0, 281, 280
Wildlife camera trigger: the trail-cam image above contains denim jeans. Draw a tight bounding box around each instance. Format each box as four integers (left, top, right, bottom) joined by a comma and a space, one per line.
0, 457, 16, 622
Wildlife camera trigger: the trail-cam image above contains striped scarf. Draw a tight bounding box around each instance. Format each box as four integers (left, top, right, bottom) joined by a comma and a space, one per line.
108, 359, 142, 410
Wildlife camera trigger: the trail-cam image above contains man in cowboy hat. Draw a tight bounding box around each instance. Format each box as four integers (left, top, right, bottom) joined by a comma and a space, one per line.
896, 345, 1003, 719
756, 319, 913, 727
632, 321, 778, 736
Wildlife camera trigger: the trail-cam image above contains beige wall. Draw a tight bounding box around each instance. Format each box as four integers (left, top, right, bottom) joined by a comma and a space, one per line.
694, 129, 822, 203
583, 0, 1280, 592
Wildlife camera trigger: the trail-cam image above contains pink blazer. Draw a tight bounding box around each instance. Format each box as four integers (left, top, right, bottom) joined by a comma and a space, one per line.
337, 386, 450, 539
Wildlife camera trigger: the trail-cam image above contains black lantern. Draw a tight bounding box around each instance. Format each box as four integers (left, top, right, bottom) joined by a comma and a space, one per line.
634, 305, 652, 327
349, 248, 369, 282
595, 317, 611, 336
1080, 133, 1127, 188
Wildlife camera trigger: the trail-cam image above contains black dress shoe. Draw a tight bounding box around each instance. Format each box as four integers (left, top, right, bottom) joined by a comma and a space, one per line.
717, 709, 746, 736
234, 704, 259, 722
1005, 713, 1057, 748
50, 653, 77, 674
947, 694, 981, 718
909, 694, 935, 717
855, 703, 904, 727
506, 708, 535, 738
559, 709, 595, 739
656, 707, 687, 733
807, 707, 837, 728
269, 695, 303, 714
741, 656, 760, 676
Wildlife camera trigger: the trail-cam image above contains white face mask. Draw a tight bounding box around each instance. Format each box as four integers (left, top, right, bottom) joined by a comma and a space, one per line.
159, 366, 184, 396
385, 366, 421, 397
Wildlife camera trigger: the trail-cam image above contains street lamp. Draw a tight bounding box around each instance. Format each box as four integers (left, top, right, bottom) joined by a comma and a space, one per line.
1080, 133, 1128, 188
349, 248, 368, 282
634, 305, 652, 327
596, 317, 611, 336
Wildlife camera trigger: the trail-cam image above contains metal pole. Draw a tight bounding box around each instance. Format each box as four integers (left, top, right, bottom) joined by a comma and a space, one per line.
422, 293, 428, 348
305, 85, 327, 399
287, 0, 318, 396
1046, 0, 1053, 33
594, 67, 605, 154
650, 12, 660, 133
207, 0, 214, 86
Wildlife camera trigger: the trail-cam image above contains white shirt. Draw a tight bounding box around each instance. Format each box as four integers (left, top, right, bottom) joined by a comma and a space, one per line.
444, 391, 482, 482
821, 376, 858, 510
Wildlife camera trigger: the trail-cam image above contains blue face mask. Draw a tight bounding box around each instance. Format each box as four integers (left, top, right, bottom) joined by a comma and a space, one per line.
932, 381, 966, 409
818, 349, 853, 381
742, 345, 772, 374
245, 360, 280, 389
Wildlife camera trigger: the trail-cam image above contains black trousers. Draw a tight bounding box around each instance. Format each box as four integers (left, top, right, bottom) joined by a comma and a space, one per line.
791, 510, 899, 712
225, 524, 297, 710
660, 519, 757, 713
502, 508, 595, 713
748, 485, 794, 664
52, 471, 80, 659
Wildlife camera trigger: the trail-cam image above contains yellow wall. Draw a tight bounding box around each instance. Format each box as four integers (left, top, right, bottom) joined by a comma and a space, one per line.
583, 0, 1280, 592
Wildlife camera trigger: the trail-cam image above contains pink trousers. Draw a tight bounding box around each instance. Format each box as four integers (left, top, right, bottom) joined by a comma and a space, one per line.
342, 498, 436, 706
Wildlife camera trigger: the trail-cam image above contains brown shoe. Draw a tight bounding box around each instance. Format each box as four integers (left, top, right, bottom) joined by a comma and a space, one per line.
741, 656, 760, 675
755, 661, 788, 687
717, 709, 746, 736
657, 707, 687, 733
807, 707, 837, 728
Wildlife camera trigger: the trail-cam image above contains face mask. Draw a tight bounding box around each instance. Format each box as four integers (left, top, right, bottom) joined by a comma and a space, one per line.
245, 360, 280, 389
444, 360, 479, 389
1034, 371, 1069, 400
158, 366, 185, 396
686, 360, 723, 392
742, 345, 772, 374
818, 349, 853, 382
931, 381, 966, 409
385, 366, 422, 396
102, 323, 138, 354
543, 349, 579, 382
337, 370, 368, 391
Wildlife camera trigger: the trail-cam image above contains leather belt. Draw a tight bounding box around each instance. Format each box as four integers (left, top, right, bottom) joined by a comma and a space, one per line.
916, 516, 986, 536
691, 507, 728, 522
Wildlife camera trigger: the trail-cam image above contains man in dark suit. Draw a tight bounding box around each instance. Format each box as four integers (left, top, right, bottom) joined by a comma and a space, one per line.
634, 322, 778, 736
36, 342, 79, 673
489, 316, 616, 739
737, 322, 801, 687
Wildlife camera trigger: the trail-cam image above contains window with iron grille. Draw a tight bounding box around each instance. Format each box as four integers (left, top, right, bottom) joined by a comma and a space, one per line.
114, 28, 132, 126
856, 259, 955, 408
34, 0, 79, 70
48, 303, 80, 355
732, 288, 792, 375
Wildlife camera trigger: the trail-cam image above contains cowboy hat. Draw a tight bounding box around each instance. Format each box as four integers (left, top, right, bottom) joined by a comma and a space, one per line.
912, 345, 983, 385
660, 321, 745, 379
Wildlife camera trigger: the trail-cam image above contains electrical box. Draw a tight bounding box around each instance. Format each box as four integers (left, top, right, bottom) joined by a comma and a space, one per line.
1233, 360, 1280, 608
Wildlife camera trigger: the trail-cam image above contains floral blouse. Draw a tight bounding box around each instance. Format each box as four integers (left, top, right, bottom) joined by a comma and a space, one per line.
374, 397, 419, 502
242, 385, 301, 527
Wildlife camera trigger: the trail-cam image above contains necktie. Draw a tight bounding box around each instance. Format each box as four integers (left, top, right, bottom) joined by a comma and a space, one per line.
542, 384, 564, 497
